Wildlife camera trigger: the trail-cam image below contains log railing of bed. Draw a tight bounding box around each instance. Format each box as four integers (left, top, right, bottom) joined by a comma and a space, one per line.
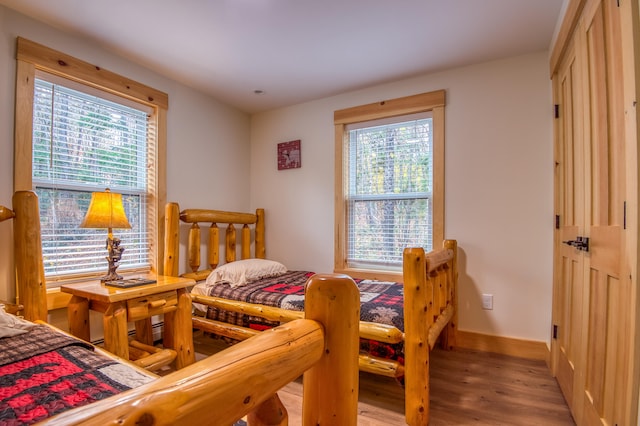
2, 191, 361, 425
164, 201, 458, 426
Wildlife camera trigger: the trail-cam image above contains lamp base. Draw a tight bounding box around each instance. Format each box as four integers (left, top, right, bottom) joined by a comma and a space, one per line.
99, 271, 124, 283
101, 236, 125, 283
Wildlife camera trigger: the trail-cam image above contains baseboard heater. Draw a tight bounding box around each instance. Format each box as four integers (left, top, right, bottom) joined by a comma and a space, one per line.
91, 321, 164, 346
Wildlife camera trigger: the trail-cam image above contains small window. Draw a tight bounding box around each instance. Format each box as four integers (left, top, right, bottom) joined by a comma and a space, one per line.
14, 37, 168, 288
33, 76, 153, 280
346, 113, 433, 269
334, 90, 445, 280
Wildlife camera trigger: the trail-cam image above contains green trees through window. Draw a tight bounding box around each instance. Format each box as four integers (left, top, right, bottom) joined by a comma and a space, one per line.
347, 117, 433, 268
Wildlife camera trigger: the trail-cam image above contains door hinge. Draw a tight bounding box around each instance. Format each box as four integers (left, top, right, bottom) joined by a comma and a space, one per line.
553, 325, 558, 339
555, 215, 560, 229
624, 201, 627, 229
554, 104, 559, 118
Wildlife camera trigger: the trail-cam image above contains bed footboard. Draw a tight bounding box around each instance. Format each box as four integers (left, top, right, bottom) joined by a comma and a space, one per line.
403, 240, 458, 426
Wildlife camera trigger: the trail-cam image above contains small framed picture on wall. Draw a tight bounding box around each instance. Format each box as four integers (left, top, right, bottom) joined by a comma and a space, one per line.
277, 139, 301, 170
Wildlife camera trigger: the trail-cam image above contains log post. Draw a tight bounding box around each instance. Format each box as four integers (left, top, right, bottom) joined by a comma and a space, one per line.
403, 247, 429, 426
67, 295, 90, 341
163, 202, 180, 277
302, 274, 360, 426
102, 302, 129, 360
12, 191, 47, 321
443, 239, 458, 348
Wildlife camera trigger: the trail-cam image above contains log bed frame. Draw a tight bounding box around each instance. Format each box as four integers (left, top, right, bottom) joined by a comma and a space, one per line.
164, 202, 459, 426
2, 191, 361, 425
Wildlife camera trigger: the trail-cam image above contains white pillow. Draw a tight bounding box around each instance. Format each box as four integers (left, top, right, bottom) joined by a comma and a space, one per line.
0, 306, 36, 338
205, 258, 287, 288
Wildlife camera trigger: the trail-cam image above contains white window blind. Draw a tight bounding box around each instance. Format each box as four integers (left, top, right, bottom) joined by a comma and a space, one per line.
32, 77, 154, 282
347, 114, 433, 269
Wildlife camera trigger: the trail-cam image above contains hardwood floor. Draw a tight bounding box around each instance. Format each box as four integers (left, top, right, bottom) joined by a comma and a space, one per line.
192, 333, 575, 425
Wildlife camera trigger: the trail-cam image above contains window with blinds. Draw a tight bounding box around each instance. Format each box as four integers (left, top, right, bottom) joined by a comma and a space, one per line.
32, 76, 154, 283
346, 113, 433, 269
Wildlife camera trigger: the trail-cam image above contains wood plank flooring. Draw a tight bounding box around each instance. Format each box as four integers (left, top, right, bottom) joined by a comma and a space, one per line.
192, 333, 575, 425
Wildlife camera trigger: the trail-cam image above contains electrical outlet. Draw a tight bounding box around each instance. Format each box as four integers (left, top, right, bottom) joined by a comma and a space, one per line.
482, 294, 493, 310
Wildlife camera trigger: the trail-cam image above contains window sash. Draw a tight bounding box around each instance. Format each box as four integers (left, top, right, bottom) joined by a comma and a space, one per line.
346, 116, 433, 269
33, 77, 153, 283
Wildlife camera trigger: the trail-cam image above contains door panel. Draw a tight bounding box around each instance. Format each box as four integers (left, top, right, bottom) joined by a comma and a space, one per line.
582, 0, 625, 424
552, 0, 630, 425
553, 31, 584, 419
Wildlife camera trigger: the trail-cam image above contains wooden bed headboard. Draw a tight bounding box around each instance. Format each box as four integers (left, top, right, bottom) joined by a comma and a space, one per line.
164, 202, 265, 280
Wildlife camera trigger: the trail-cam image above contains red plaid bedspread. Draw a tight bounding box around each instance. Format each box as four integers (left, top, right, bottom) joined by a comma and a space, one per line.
205, 271, 406, 367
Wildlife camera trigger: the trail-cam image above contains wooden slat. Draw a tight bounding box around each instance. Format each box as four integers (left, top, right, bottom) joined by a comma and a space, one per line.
424, 249, 454, 274
359, 321, 404, 344
182, 270, 211, 282
226, 224, 237, 263
191, 294, 304, 323
209, 223, 219, 269
192, 316, 260, 341
241, 225, 251, 259
187, 223, 201, 273
255, 208, 266, 259
428, 304, 454, 350
359, 354, 403, 378
191, 294, 404, 344
180, 209, 257, 225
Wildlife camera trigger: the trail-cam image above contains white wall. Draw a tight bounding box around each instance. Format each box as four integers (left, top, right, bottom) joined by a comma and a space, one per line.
0, 4, 555, 344
250, 52, 554, 344
0, 6, 251, 301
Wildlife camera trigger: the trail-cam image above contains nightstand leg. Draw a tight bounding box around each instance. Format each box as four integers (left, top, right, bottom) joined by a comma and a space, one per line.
135, 318, 154, 345
103, 302, 129, 360
67, 295, 90, 341
165, 288, 195, 369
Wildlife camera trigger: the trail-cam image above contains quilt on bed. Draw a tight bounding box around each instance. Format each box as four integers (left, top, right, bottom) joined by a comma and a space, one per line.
203, 271, 405, 364
0, 325, 153, 425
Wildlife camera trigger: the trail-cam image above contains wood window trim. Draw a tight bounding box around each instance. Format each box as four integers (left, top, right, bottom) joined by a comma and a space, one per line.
13, 37, 168, 299
333, 90, 446, 281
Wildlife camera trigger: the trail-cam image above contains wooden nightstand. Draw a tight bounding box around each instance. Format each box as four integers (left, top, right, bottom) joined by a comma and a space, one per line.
61, 274, 195, 369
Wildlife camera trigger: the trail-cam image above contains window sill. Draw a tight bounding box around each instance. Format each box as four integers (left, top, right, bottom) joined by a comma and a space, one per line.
333, 268, 402, 283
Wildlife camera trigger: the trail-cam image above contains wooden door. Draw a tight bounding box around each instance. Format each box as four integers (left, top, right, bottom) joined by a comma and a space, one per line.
552, 0, 632, 424
552, 28, 586, 420
580, 1, 627, 424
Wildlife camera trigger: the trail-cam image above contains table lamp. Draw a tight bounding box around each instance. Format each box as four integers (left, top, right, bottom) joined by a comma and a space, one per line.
80, 188, 131, 282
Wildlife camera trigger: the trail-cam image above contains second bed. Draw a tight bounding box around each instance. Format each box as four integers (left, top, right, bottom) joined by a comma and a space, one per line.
164, 202, 458, 426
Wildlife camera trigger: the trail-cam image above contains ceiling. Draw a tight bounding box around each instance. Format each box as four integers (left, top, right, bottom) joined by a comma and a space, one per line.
0, 0, 564, 114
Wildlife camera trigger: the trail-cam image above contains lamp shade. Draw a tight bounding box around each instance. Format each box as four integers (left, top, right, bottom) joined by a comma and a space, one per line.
80, 189, 131, 230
